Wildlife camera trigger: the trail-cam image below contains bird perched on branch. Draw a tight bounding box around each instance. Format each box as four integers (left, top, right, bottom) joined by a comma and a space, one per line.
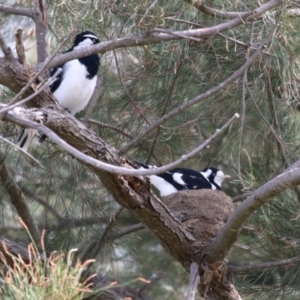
17, 31, 100, 151
136, 162, 230, 197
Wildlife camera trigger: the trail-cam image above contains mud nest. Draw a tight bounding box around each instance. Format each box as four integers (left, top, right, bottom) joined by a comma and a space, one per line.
163, 189, 234, 250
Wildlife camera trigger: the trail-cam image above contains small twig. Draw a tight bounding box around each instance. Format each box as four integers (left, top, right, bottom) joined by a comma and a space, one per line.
0, 4, 34, 18
115, 223, 145, 239
167, 17, 277, 57
151, 28, 202, 42
87, 118, 163, 165
15, 28, 26, 64
0, 135, 43, 167
229, 255, 300, 273
112, 49, 150, 125
185, 0, 250, 19
0, 81, 48, 114
82, 76, 103, 123
0, 33, 14, 60
232, 193, 250, 203
79, 207, 124, 262
0, 153, 41, 248
146, 59, 183, 163
137, 0, 158, 27
22, 187, 61, 221
88, 118, 133, 139
186, 262, 200, 300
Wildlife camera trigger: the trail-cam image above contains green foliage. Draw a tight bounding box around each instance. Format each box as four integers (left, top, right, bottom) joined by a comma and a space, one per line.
0, 245, 94, 300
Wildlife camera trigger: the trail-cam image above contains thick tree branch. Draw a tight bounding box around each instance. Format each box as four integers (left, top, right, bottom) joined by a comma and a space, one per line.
207, 167, 300, 263
0, 153, 41, 247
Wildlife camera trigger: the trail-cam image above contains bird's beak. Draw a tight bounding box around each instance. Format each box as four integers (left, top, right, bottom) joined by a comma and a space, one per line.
222, 174, 231, 179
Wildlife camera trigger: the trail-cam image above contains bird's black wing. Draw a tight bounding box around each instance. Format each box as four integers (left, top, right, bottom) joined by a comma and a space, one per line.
49, 64, 64, 93
79, 54, 100, 79
159, 168, 212, 191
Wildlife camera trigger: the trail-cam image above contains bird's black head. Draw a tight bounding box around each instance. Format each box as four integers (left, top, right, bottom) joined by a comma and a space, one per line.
73, 31, 100, 49
201, 167, 230, 190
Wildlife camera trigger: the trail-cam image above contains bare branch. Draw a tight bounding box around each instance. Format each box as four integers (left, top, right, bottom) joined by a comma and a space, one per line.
184, 0, 250, 19
34, 0, 48, 63
207, 167, 300, 263
115, 223, 145, 239
0, 81, 49, 114
232, 193, 250, 203
43, 0, 283, 71
79, 207, 124, 262
151, 28, 201, 42
0, 153, 41, 247
186, 262, 200, 300
0, 33, 14, 61
15, 28, 26, 64
88, 118, 133, 139
2, 106, 239, 176
146, 59, 183, 163
119, 24, 277, 155
22, 187, 62, 221
229, 255, 300, 273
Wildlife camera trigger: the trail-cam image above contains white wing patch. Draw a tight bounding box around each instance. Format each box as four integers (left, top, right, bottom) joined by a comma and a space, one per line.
149, 175, 178, 197
172, 173, 186, 185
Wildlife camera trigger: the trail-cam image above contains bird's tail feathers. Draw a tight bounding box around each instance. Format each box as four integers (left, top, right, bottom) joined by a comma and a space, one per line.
16, 128, 37, 152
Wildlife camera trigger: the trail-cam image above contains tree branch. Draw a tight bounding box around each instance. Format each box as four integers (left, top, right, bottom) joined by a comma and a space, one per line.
0, 33, 14, 61
0, 4, 34, 18
79, 207, 124, 262
34, 0, 48, 63
1, 106, 239, 176
42, 0, 283, 71
207, 167, 300, 263
229, 255, 300, 273
0, 153, 41, 247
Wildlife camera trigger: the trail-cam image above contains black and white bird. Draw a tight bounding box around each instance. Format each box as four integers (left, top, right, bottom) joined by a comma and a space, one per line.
136, 162, 230, 197
17, 31, 100, 150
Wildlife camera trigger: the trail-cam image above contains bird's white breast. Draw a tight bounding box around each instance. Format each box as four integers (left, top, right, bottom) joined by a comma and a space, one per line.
53, 59, 97, 115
